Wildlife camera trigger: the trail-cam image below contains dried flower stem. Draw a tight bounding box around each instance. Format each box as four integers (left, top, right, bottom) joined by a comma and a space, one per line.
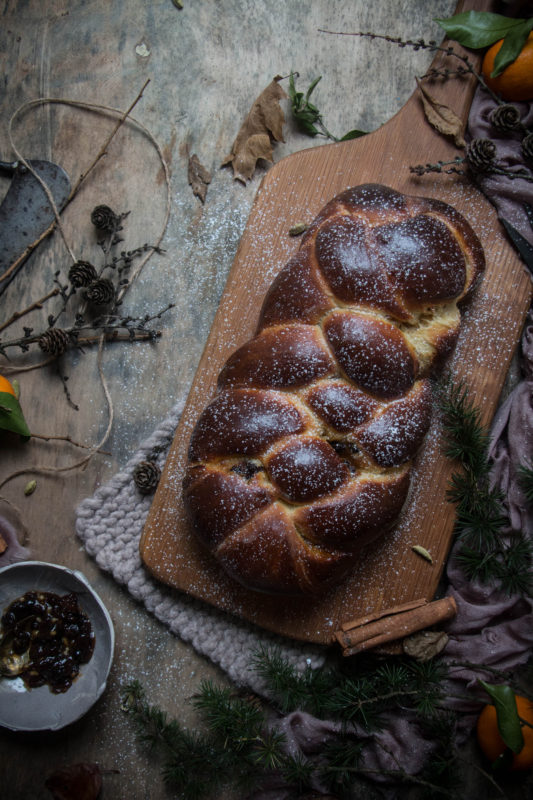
317, 29, 502, 104
411, 156, 533, 183
0, 288, 60, 334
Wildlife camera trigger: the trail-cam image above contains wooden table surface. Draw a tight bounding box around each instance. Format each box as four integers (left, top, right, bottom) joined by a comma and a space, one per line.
2, 1, 526, 797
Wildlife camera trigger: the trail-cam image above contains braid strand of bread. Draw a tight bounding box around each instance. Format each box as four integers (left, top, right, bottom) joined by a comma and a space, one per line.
183, 184, 485, 595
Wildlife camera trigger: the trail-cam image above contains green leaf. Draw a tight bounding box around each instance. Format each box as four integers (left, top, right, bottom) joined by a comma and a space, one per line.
492, 19, 533, 76
435, 11, 531, 49
0, 390, 31, 440
339, 129, 367, 141
288, 72, 323, 137
479, 681, 525, 754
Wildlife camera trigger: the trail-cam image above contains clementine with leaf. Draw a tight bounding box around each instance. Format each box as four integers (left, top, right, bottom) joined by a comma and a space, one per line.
0, 375, 16, 397
477, 694, 533, 771
0, 374, 30, 439
482, 31, 533, 101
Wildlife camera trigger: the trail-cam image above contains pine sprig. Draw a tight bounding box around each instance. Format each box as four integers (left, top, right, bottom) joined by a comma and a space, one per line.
253, 647, 446, 729
122, 648, 531, 800
251, 644, 338, 716
439, 380, 532, 595
439, 381, 489, 472
318, 738, 364, 795
519, 463, 533, 503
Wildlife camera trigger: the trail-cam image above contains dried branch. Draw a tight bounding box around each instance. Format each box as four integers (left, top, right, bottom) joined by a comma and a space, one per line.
30, 432, 111, 454
72, 80, 150, 198
0, 289, 60, 334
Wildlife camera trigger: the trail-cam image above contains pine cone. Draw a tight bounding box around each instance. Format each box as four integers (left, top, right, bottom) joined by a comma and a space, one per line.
68, 260, 98, 288
133, 460, 161, 494
465, 137, 497, 173
490, 103, 521, 132
522, 132, 533, 163
91, 205, 118, 232
85, 278, 115, 306
38, 327, 70, 356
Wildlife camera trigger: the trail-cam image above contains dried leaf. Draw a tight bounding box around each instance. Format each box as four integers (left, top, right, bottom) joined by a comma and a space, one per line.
45, 763, 102, 800
187, 153, 212, 203
403, 630, 449, 662
412, 544, 433, 563
0, 532, 7, 555
416, 78, 466, 148
222, 76, 287, 183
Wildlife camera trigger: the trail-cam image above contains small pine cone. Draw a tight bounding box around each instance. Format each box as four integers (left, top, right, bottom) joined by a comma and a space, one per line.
68, 260, 98, 288
91, 204, 118, 232
38, 327, 70, 356
85, 277, 115, 306
133, 460, 161, 494
465, 137, 496, 173
490, 103, 521, 132
522, 132, 533, 163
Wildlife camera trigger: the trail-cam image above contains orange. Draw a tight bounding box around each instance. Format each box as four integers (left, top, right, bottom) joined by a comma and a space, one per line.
476, 694, 533, 771
482, 31, 533, 102
0, 375, 16, 397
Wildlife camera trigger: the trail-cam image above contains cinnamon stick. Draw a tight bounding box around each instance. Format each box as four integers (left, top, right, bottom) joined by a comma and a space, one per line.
334, 596, 457, 656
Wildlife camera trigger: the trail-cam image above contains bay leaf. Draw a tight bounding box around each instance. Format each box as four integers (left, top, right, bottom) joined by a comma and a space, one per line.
222, 76, 287, 183
416, 78, 465, 148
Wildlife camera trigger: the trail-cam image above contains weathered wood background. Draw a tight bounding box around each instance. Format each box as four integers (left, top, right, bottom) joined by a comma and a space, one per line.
3, 1, 527, 797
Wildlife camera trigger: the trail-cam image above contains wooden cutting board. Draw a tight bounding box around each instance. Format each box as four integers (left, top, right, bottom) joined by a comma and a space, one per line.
140, 0, 532, 644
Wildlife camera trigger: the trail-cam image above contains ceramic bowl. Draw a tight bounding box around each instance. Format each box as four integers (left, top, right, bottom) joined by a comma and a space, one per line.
0, 561, 114, 732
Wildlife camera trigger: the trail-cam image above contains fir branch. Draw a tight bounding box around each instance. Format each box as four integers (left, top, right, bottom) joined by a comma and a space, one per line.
440, 379, 532, 595
251, 645, 338, 716
192, 681, 265, 752
518, 463, 533, 503
253, 647, 446, 729
318, 738, 364, 795
438, 380, 489, 472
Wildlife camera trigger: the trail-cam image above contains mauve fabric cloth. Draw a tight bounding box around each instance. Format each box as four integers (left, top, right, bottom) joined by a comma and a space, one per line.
467, 86, 533, 248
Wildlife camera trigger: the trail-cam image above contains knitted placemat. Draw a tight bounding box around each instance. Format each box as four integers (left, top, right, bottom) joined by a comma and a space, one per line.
75, 397, 326, 694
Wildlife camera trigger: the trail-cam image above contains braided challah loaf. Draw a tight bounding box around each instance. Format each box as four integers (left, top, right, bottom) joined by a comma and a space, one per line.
183, 184, 485, 595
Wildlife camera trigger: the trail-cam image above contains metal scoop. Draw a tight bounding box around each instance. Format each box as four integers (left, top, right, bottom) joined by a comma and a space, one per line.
0, 158, 71, 295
